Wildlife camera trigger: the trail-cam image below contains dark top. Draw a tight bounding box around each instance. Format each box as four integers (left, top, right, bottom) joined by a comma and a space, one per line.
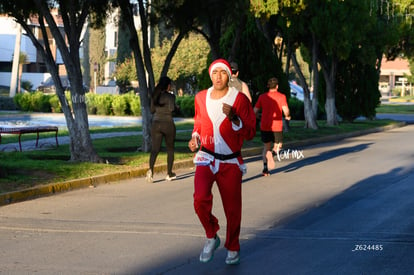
151, 91, 177, 122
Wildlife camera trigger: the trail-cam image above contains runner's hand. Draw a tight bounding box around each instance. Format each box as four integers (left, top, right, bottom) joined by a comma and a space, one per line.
188, 137, 198, 152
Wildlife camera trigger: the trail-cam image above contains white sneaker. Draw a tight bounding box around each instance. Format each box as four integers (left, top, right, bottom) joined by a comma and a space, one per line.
199, 235, 220, 263
165, 173, 176, 181
225, 250, 240, 265
145, 170, 153, 183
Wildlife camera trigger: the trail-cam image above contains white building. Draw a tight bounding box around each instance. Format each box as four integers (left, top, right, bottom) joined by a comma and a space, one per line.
0, 14, 65, 90
379, 56, 412, 96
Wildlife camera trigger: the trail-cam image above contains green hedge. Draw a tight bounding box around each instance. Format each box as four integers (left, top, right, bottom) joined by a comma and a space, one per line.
14, 92, 52, 112
11, 92, 313, 120
288, 97, 305, 120
176, 96, 195, 117
10, 92, 196, 118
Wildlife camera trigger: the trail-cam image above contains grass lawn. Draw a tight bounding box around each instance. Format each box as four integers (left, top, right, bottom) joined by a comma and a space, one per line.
376, 103, 414, 114
0, 116, 400, 194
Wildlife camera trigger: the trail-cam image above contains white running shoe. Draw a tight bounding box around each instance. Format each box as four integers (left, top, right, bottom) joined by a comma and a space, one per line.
145, 169, 153, 183
165, 173, 176, 181
199, 235, 220, 263
225, 250, 240, 265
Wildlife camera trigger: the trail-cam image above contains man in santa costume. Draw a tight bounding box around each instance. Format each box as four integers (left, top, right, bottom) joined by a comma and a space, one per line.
188, 58, 256, 265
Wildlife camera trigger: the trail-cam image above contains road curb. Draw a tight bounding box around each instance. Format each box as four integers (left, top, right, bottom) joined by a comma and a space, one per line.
0, 121, 406, 206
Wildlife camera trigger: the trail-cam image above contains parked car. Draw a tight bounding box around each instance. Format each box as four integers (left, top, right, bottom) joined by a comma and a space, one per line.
289, 81, 313, 101
289, 81, 304, 101
37, 76, 88, 93
379, 83, 391, 97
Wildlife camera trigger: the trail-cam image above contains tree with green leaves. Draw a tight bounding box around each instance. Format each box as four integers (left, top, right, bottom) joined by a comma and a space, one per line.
305, 0, 375, 125
113, 0, 257, 151
151, 32, 210, 94
251, 0, 318, 129
252, 0, 394, 126
89, 25, 106, 90
221, 13, 288, 102
113, 57, 137, 93
113, 0, 204, 151
380, 0, 414, 60
376, 0, 414, 96
116, 14, 132, 65
1, 0, 108, 162
113, 0, 159, 152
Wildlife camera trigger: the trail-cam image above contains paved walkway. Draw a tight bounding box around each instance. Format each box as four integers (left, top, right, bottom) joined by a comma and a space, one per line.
0, 131, 139, 152
0, 129, 194, 152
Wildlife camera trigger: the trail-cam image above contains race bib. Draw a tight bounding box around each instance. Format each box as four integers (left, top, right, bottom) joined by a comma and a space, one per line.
193, 150, 214, 166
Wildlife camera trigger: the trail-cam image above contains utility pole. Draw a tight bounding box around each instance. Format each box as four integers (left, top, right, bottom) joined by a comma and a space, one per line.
9, 24, 22, 97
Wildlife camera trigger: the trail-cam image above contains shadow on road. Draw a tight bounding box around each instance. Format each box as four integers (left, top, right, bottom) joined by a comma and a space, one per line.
242, 143, 373, 184
129, 162, 414, 274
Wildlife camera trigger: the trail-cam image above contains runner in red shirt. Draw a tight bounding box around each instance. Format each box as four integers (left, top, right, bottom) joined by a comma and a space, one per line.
254, 77, 291, 176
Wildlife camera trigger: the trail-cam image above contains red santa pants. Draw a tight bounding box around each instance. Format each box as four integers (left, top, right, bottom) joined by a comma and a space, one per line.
193, 162, 242, 251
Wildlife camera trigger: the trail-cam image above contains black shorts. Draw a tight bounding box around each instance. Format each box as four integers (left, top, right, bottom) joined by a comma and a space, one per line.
261, 131, 283, 144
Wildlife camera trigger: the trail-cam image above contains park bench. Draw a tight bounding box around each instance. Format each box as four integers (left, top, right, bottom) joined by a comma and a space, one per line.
0, 126, 59, 152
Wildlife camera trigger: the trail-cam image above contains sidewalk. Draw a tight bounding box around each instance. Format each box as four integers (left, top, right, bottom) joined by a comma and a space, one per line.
0, 118, 407, 206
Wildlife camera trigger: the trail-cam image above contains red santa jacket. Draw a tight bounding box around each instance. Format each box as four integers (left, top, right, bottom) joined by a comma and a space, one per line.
192, 87, 256, 166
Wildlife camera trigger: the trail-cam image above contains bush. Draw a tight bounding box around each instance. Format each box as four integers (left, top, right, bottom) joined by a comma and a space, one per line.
336, 60, 380, 122
392, 87, 401, 97
111, 95, 128, 116
123, 92, 141, 115
49, 95, 62, 113
95, 94, 113, 115
8, 91, 182, 118
14, 92, 51, 112
114, 58, 137, 93
176, 96, 194, 117
31, 91, 51, 112
288, 97, 304, 120
14, 92, 32, 111
86, 93, 98, 114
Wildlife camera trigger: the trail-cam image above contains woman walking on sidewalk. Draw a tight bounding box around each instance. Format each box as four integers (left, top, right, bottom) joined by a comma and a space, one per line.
146, 76, 178, 183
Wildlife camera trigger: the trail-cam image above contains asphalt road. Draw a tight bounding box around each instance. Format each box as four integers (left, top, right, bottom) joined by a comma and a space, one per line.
0, 124, 414, 274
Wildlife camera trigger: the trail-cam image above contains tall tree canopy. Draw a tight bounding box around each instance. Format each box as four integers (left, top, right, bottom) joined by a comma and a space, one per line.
251, 0, 409, 126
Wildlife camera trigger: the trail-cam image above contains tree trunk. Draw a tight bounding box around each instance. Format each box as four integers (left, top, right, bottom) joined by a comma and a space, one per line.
321, 57, 338, 126
138, 0, 155, 93
285, 47, 292, 77
67, 99, 101, 162
18, 64, 23, 94
119, 0, 153, 152
291, 51, 318, 129
160, 31, 185, 77
15, 4, 101, 162
311, 33, 319, 118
